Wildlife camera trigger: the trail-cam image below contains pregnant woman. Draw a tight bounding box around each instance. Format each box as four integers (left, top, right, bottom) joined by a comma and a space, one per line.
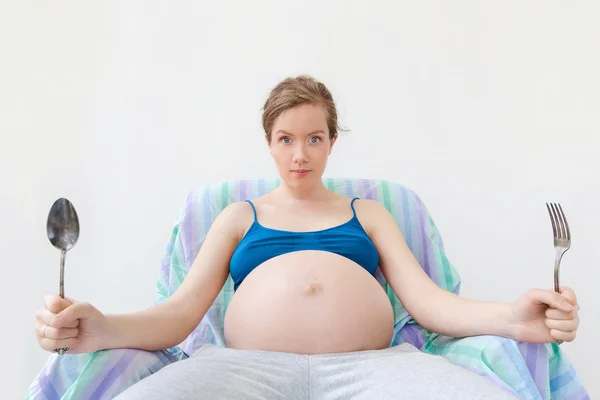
35, 75, 580, 399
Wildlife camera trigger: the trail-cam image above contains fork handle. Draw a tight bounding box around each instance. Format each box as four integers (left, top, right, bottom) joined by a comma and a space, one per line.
554, 251, 564, 293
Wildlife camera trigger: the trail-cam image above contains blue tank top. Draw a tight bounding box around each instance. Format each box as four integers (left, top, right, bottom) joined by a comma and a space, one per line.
229, 198, 380, 291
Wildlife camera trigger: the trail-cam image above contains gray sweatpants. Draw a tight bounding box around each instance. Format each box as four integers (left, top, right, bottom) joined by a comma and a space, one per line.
115, 343, 517, 400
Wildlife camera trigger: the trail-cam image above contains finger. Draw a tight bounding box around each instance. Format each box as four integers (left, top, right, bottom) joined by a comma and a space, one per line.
545, 318, 578, 333
44, 295, 74, 314
545, 308, 576, 321
550, 329, 577, 343
530, 289, 574, 312
35, 321, 46, 339
36, 308, 79, 328
52, 302, 92, 328
36, 322, 79, 340
39, 337, 79, 353
559, 287, 578, 306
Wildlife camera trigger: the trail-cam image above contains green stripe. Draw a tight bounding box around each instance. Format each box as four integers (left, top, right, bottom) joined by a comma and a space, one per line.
155, 280, 168, 302
438, 251, 453, 291
326, 177, 335, 191
381, 180, 392, 211
221, 181, 230, 209
548, 344, 563, 369
171, 258, 185, 289
62, 351, 102, 397
424, 211, 452, 290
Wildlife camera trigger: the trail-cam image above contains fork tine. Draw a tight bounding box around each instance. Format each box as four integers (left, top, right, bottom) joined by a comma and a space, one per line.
557, 203, 571, 241
546, 203, 558, 238
551, 203, 565, 239
556, 203, 567, 239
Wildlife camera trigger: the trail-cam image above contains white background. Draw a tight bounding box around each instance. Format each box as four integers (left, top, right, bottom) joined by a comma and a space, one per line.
1, 1, 598, 398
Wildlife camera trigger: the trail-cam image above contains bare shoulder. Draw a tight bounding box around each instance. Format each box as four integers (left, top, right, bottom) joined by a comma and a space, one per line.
352, 198, 389, 215
210, 201, 255, 238
350, 198, 393, 234
219, 201, 254, 218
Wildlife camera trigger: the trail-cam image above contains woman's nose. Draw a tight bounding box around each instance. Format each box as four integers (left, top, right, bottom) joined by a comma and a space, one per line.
292, 145, 309, 163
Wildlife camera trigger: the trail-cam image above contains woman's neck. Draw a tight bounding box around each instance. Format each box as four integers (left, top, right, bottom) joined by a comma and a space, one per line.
272, 181, 333, 204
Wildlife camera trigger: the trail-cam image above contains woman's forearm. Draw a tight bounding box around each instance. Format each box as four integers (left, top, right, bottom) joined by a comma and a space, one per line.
413, 290, 515, 339
102, 300, 193, 351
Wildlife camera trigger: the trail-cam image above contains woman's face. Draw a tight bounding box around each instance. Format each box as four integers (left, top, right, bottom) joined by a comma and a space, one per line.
269, 103, 336, 188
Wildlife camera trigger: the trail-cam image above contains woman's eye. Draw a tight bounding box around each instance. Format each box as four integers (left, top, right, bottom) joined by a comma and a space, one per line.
281, 137, 291, 144
309, 137, 320, 143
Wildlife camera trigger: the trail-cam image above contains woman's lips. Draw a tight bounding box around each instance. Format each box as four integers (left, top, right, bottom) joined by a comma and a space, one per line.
291, 169, 310, 176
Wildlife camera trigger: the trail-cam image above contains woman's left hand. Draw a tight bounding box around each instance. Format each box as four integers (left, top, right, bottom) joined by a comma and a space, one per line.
509, 287, 580, 344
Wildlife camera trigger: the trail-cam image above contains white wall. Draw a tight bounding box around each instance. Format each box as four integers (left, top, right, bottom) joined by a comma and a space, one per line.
2, 1, 599, 398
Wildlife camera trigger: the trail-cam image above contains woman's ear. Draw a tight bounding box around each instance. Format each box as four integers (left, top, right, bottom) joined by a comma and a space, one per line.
329, 134, 338, 155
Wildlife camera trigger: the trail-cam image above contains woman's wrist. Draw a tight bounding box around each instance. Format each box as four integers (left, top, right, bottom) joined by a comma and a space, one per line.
99, 314, 126, 350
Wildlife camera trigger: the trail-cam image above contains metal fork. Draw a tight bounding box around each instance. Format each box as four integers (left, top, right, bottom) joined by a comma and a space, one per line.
546, 203, 572, 294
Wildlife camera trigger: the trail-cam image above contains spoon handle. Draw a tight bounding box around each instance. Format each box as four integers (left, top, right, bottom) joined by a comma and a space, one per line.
53, 249, 70, 355
59, 250, 66, 298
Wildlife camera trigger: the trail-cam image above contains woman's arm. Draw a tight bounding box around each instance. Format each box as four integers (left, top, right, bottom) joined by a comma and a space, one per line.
359, 200, 573, 340
100, 202, 249, 351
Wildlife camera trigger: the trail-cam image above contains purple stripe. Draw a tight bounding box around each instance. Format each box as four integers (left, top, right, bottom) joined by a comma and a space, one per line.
399, 324, 427, 349
536, 344, 550, 398
37, 368, 60, 400
159, 258, 170, 291
159, 241, 172, 279
524, 342, 545, 397
201, 186, 211, 244
240, 180, 247, 201
418, 204, 436, 282
86, 350, 135, 399
410, 191, 433, 281
362, 179, 374, 200
398, 184, 412, 248
180, 191, 196, 268
370, 179, 379, 201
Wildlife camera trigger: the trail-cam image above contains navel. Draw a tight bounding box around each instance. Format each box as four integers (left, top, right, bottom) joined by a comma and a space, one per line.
303, 282, 323, 296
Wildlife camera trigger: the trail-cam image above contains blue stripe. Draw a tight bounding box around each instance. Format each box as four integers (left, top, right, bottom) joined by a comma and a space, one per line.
500, 339, 540, 397
550, 365, 577, 392
344, 178, 354, 197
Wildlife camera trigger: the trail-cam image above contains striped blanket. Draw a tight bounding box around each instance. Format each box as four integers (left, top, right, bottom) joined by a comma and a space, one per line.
26, 178, 589, 399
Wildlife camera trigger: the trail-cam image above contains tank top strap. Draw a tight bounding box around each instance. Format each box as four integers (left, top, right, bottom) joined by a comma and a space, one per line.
245, 200, 258, 221
350, 197, 360, 217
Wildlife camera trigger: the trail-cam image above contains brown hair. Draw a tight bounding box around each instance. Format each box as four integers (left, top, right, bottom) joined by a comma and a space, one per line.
262, 75, 341, 142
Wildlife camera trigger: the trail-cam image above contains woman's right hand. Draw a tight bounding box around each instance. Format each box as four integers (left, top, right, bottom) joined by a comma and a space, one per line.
36, 295, 109, 354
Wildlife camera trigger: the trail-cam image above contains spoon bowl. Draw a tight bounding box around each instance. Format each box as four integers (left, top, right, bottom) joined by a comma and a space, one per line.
47, 198, 80, 252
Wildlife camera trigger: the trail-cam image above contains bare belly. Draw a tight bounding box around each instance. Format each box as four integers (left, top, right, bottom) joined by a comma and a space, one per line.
223, 250, 395, 354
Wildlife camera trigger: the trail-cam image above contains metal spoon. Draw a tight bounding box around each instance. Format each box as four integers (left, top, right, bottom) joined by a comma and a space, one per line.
46, 198, 80, 355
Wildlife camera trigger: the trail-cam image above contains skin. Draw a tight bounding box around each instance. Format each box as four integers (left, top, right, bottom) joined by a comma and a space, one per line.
36, 103, 580, 354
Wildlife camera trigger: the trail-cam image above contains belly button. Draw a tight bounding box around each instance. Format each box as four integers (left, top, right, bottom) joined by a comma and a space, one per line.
303, 283, 323, 296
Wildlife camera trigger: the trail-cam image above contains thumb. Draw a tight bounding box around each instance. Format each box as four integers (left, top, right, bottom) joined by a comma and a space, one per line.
559, 286, 578, 307
529, 289, 574, 312
51, 302, 93, 328
44, 294, 74, 314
